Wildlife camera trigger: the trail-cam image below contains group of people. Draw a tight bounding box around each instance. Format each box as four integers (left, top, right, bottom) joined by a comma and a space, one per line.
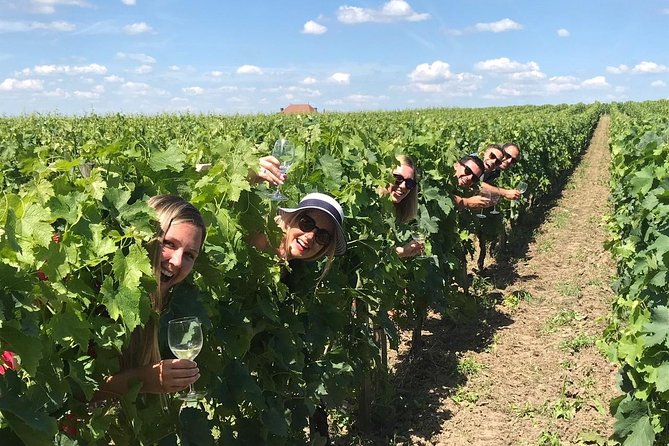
93, 140, 522, 441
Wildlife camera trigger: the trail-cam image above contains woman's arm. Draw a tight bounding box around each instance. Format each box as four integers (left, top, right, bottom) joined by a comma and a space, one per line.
92, 359, 199, 401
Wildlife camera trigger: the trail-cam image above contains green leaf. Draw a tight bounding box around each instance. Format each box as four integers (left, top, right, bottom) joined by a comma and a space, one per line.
653, 362, 669, 392
48, 306, 91, 349
622, 415, 655, 446
0, 373, 58, 445
103, 285, 151, 333
642, 306, 669, 347
112, 244, 153, 289
178, 407, 213, 446
149, 142, 187, 172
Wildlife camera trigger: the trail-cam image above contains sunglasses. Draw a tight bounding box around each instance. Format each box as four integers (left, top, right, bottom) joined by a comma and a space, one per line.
502, 150, 518, 165
297, 214, 332, 246
489, 152, 503, 166
392, 173, 417, 189
458, 161, 480, 183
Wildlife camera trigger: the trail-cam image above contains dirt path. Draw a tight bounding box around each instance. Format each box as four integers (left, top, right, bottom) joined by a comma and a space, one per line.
382, 116, 619, 445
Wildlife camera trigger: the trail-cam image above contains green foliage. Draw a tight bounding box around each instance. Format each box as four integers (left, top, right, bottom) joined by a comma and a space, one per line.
0, 104, 602, 444
604, 100, 669, 446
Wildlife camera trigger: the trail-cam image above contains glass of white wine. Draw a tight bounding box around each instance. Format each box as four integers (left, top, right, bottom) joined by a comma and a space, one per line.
476, 189, 490, 219
516, 181, 528, 195
168, 316, 204, 402
489, 188, 501, 215
410, 223, 429, 259
269, 138, 295, 201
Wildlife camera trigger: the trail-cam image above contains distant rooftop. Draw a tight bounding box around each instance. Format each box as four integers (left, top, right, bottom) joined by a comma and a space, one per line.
280, 103, 318, 114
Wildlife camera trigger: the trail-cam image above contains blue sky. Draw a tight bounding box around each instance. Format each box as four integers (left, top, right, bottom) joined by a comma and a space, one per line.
1, 0, 668, 115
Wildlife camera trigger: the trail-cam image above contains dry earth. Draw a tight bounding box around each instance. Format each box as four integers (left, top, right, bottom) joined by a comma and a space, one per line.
340, 116, 619, 446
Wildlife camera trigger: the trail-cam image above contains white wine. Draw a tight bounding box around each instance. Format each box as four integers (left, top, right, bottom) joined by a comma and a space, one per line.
171, 345, 202, 360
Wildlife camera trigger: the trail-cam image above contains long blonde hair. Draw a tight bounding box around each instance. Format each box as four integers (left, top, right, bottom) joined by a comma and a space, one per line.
392, 155, 419, 225
121, 194, 206, 370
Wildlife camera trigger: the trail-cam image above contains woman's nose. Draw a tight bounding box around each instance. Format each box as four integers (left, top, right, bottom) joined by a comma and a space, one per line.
169, 249, 183, 267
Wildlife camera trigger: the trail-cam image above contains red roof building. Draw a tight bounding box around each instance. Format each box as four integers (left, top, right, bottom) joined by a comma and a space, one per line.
280, 103, 318, 114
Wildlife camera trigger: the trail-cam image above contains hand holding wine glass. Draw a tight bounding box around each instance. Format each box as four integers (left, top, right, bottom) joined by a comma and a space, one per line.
269, 138, 295, 201
476, 189, 491, 219
168, 317, 204, 401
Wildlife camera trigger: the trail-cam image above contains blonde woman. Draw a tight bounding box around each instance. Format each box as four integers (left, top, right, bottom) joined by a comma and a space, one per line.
95, 194, 207, 400
379, 155, 424, 258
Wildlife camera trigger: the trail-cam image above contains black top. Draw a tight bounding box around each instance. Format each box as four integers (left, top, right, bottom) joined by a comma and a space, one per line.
481, 168, 501, 184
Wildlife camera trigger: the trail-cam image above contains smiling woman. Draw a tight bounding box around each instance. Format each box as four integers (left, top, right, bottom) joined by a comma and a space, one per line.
94, 194, 207, 401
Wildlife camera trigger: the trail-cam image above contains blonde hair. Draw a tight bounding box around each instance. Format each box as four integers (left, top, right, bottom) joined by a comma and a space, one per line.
392, 154, 419, 225
121, 194, 206, 370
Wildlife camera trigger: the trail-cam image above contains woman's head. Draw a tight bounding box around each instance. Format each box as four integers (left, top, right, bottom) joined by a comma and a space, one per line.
148, 194, 206, 300
276, 192, 346, 262
389, 154, 418, 224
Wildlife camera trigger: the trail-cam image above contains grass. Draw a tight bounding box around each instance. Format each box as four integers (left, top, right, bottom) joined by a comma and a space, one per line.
542, 309, 584, 334
537, 431, 562, 446
457, 356, 487, 377
559, 334, 596, 353
551, 209, 571, 229
451, 387, 479, 405
557, 281, 581, 298
538, 239, 554, 253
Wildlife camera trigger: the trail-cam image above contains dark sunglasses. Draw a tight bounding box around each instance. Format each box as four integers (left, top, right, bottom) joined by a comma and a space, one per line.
489, 152, 503, 166
297, 214, 332, 246
502, 150, 518, 165
392, 173, 417, 189
458, 161, 480, 183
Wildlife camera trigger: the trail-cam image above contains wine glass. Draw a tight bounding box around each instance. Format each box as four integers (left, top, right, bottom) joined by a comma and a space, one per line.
168, 317, 204, 402
516, 181, 528, 195
489, 188, 501, 215
476, 189, 490, 219
269, 138, 295, 201
410, 224, 428, 259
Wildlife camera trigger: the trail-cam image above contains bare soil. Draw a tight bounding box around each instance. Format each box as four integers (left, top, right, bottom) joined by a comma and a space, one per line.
341, 116, 619, 445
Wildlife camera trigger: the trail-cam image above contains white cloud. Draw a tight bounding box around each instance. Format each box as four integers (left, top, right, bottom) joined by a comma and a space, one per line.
557, 28, 570, 37
510, 70, 546, 80
606, 64, 629, 74
661, 8, 669, 15
632, 61, 668, 74
124, 22, 152, 35
0, 20, 76, 32
236, 65, 263, 75
120, 81, 156, 95
121, 0, 136, 5
409, 60, 451, 82
0, 78, 44, 91
23, 63, 107, 76
74, 90, 100, 99
43, 88, 69, 97
494, 85, 524, 96
651, 80, 666, 88
104, 75, 124, 82
302, 76, 317, 85
302, 20, 327, 35
474, 18, 522, 33
208, 70, 225, 77
116, 52, 156, 64
347, 94, 385, 103
329, 72, 351, 84
133, 64, 153, 74
183, 86, 205, 95
169, 65, 180, 71
475, 57, 540, 73
337, 0, 430, 24
581, 76, 609, 87
25, 0, 90, 14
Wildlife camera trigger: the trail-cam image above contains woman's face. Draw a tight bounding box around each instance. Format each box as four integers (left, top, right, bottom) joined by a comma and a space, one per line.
159, 222, 202, 298
284, 209, 335, 260
389, 163, 415, 204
